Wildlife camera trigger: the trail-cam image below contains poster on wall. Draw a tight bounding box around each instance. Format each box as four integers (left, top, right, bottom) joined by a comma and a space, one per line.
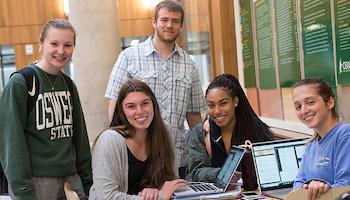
274, 0, 301, 87
254, 0, 277, 89
301, 0, 335, 85
240, 0, 257, 88
335, 0, 350, 84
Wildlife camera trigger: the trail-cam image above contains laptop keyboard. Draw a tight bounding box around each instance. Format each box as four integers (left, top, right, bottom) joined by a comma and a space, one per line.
189, 183, 218, 192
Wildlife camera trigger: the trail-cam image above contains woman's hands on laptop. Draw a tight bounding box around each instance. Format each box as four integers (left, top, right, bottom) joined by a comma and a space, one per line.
161, 179, 188, 200
139, 188, 160, 200
303, 180, 330, 200
139, 179, 187, 200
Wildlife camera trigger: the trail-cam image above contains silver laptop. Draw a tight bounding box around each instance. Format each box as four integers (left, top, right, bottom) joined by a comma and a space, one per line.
174, 145, 245, 198
251, 138, 307, 199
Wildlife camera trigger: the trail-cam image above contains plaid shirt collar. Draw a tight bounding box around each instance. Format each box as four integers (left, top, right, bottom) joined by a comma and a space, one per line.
144, 36, 182, 57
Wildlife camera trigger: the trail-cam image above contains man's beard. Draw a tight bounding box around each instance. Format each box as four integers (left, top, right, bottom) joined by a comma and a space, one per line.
156, 29, 180, 43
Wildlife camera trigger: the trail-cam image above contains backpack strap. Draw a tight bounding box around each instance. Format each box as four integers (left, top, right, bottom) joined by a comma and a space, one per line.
10, 67, 39, 116
11, 67, 74, 116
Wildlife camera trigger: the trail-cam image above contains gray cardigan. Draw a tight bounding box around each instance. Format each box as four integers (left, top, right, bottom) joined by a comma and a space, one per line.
89, 129, 177, 200
89, 129, 140, 200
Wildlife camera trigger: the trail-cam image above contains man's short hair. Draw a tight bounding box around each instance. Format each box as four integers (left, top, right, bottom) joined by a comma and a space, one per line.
154, 0, 185, 26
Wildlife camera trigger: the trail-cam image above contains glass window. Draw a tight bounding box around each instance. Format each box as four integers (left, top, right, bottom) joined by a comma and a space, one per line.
187, 32, 211, 88
63, 61, 74, 80
121, 36, 148, 50
181, 0, 213, 90
0, 45, 16, 93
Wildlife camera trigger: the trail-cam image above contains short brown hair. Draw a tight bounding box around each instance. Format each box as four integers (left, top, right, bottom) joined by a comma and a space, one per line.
154, 0, 185, 26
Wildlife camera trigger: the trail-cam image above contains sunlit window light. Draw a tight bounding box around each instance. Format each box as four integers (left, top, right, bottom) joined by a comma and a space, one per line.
130, 40, 140, 46
64, 0, 70, 16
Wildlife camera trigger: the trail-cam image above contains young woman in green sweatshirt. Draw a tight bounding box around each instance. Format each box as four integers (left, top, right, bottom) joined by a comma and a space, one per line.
0, 19, 92, 200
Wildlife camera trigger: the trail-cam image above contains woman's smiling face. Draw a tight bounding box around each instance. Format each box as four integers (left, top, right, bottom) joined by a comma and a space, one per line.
206, 88, 238, 130
40, 28, 75, 74
292, 85, 334, 133
122, 91, 154, 134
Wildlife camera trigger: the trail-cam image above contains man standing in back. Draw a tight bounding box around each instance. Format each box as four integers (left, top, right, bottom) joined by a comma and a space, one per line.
105, 0, 205, 178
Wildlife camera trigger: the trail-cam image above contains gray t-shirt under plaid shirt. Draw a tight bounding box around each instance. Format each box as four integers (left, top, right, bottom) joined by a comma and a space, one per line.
105, 36, 206, 167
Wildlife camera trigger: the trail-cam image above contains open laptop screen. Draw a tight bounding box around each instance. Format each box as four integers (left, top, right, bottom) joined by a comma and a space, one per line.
252, 139, 307, 190
173, 145, 245, 198
214, 146, 245, 190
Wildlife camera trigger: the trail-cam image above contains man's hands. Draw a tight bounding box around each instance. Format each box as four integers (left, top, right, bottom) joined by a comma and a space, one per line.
303, 180, 330, 200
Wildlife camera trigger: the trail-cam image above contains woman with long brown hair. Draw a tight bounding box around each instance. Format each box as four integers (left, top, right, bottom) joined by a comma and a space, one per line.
89, 79, 186, 200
